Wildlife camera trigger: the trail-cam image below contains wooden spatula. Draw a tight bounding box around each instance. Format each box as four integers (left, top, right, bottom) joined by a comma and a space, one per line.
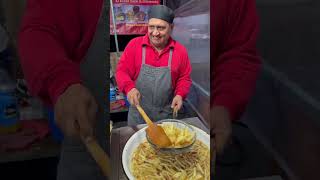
136, 105, 172, 148
81, 135, 111, 178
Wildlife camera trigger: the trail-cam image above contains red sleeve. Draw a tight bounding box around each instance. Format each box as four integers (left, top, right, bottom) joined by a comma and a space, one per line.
175, 48, 192, 99
115, 39, 138, 95
18, 0, 81, 106
212, 0, 262, 121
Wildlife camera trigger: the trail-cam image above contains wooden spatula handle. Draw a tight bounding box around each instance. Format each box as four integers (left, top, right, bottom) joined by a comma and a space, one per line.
136, 105, 154, 126
81, 136, 111, 178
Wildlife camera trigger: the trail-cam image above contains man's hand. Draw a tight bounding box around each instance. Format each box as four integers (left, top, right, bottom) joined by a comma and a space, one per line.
211, 106, 232, 154
54, 84, 97, 139
127, 88, 141, 106
171, 95, 183, 111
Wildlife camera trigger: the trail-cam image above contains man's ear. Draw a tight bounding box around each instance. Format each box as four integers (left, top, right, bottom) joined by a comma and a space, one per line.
170, 23, 174, 30
169, 23, 174, 34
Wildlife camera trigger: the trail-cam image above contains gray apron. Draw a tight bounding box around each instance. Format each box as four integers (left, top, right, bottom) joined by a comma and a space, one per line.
57, 2, 109, 180
128, 45, 175, 125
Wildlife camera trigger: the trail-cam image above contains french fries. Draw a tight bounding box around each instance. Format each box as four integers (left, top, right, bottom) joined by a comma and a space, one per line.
130, 122, 209, 180
131, 140, 210, 180
161, 124, 195, 148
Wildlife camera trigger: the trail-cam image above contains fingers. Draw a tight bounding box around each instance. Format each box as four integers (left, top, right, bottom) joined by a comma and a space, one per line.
211, 125, 227, 154
210, 106, 232, 154
54, 97, 76, 138
53, 84, 97, 139
216, 123, 232, 154
127, 88, 140, 106
171, 98, 176, 108
78, 103, 94, 139
136, 92, 141, 105
55, 108, 78, 138
176, 100, 182, 110
171, 95, 183, 110
132, 92, 140, 106
128, 92, 135, 105
212, 129, 231, 154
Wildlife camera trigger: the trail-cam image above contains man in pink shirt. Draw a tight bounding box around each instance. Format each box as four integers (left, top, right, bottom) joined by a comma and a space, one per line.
116, 5, 192, 125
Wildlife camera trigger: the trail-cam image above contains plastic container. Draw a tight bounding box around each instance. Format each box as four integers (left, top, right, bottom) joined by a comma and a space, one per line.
110, 84, 117, 102
0, 69, 19, 134
47, 109, 64, 142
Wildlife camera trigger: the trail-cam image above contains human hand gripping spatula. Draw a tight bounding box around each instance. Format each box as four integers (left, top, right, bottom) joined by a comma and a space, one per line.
136, 105, 172, 148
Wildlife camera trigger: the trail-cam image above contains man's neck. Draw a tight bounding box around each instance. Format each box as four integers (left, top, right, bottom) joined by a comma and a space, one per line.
152, 41, 168, 53
154, 46, 164, 53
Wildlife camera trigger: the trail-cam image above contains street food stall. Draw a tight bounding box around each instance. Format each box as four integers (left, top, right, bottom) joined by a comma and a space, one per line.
109, 0, 211, 179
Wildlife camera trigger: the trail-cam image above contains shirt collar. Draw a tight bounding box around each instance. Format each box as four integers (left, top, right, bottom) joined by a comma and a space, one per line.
142, 34, 175, 49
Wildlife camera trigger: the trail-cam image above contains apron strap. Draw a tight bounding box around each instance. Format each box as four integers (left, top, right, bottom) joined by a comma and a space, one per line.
168, 47, 173, 69
142, 45, 146, 65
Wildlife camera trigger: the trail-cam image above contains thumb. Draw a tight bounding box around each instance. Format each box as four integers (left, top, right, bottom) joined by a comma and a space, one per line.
78, 106, 94, 139
133, 94, 140, 106
137, 91, 141, 101
171, 98, 176, 108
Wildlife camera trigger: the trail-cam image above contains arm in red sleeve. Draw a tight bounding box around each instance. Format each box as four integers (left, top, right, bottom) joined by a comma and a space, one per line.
115, 39, 138, 95
18, 0, 81, 106
175, 48, 192, 99
212, 0, 262, 121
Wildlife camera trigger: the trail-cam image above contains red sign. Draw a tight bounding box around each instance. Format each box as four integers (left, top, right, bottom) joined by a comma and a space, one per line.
110, 0, 160, 35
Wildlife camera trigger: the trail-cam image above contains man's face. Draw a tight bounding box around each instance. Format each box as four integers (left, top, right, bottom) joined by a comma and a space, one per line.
148, 18, 173, 49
